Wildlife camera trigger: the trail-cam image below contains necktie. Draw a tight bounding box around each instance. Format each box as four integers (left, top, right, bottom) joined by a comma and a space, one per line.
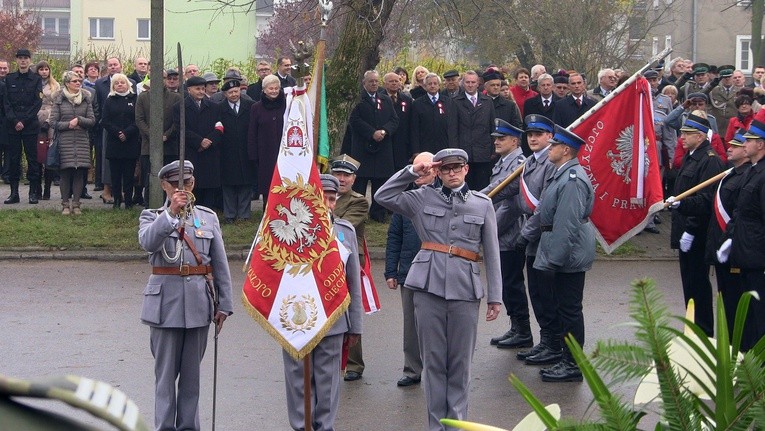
544, 99, 549, 108
576, 98, 582, 108
432, 95, 437, 105
471, 95, 477, 106
234, 103, 238, 114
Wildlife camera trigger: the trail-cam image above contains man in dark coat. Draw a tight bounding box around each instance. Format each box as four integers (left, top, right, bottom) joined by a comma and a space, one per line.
275, 57, 297, 89
218, 80, 255, 222
552, 73, 596, 128
454, 70, 496, 190
666, 112, 726, 337
380, 71, 413, 170
246, 61, 272, 102
173, 76, 223, 210
410, 73, 458, 155
4, 49, 42, 204
523, 73, 559, 118
341, 70, 399, 222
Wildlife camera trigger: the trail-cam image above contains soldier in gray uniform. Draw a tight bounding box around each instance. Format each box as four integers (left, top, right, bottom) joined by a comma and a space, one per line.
282, 174, 363, 431
374, 148, 502, 431
479, 119, 529, 349
514, 115, 562, 367
138, 160, 234, 431
534, 126, 595, 383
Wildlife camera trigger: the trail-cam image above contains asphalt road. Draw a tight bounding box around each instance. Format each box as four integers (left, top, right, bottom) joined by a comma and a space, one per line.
0, 259, 692, 430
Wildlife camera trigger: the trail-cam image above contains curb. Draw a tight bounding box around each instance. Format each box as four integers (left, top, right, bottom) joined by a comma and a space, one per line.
0, 247, 677, 262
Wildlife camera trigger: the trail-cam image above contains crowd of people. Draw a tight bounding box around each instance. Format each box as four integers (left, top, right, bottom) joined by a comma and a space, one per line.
4, 47, 765, 431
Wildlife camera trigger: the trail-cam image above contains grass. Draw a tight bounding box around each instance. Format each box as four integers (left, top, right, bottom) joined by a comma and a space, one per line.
0, 209, 646, 256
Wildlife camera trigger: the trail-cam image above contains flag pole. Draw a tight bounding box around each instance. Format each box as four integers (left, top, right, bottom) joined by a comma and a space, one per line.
312, 0, 330, 159
304, 354, 312, 431
486, 162, 525, 198
487, 47, 673, 198
663, 168, 732, 208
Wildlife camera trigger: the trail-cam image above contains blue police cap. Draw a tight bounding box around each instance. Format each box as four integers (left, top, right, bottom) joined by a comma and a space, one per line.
524, 114, 554, 133
680, 113, 711, 134
729, 129, 747, 147
549, 126, 585, 149
744, 119, 765, 140
491, 118, 523, 138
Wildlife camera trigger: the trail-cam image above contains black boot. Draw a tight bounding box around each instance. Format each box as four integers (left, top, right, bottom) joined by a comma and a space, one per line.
525, 333, 562, 365
497, 317, 533, 349
113, 196, 122, 209
490, 327, 515, 346
29, 181, 39, 204
540, 359, 582, 382
42, 177, 52, 200
4, 182, 20, 204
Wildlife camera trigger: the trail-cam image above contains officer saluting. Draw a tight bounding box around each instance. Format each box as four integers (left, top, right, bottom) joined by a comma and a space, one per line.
375, 148, 501, 431
138, 160, 234, 431
479, 119, 529, 349
514, 114, 562, 366
534, 126, 595, 383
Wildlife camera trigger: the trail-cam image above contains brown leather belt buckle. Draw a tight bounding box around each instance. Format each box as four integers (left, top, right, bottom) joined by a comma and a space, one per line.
179, 265, 190, 276
447, 245, 455, 257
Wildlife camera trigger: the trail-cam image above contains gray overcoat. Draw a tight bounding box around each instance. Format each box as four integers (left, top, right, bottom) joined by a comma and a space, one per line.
49, 91, 96, 170
480, 147, 525, 250
518, 147, 557, 256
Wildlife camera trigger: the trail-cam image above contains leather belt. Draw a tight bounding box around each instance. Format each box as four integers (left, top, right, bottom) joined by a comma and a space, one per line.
152, 264, 212, 276
541, 217, 590, 233
421, 241, 481, 262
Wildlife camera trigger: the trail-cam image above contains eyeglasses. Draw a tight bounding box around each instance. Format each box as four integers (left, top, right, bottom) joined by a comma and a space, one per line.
69, 79, 82, 83
690, 100, 705, 106
439, 164, 465, 174
257, 68, 271, 73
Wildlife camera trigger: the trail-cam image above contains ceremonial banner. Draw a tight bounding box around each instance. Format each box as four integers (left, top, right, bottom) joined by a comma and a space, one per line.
360, 239, 381, 314
573, 77, 665, 253
242, 85, 350, 360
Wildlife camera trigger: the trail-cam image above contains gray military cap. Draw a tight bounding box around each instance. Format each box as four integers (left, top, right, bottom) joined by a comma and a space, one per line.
433, 148, 469, 165
158, 160, 194, 182
320, 174, 340, 192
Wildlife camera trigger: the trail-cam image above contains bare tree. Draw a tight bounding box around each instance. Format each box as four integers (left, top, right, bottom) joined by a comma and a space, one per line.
0, 0, 42, 61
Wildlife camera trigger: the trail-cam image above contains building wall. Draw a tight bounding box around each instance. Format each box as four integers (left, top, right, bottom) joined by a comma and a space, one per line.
70, 0, 151, 58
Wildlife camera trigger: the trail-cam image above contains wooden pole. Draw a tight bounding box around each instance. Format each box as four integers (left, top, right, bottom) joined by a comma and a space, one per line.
486, 162, 525, 198
664, 168, 731, 208
304, 354, 312, 431
148, 0, 164, 207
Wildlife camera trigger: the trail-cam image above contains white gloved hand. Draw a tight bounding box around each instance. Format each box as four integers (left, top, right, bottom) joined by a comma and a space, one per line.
679, 232, 694, 252
716, 238, 732, 263
666, 195, 681, 209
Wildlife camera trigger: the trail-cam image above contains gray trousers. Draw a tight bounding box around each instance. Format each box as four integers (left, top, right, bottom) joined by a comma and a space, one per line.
413, 290, 479, 431
150, 325, 209, 431
221, 184, 252, 220
283, 333, 344, 431
401, 286, 422, 378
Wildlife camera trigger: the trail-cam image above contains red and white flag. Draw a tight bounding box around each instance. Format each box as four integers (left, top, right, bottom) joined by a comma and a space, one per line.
573, 77, 665, 253
360, 239, 380, 314
242, 85, 350, 360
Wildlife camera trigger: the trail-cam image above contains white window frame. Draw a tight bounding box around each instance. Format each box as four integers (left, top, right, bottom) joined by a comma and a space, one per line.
42, 16, 69, 35
137, 19, 150, 41
89, 18, 114, 40
736, 35, 752, 74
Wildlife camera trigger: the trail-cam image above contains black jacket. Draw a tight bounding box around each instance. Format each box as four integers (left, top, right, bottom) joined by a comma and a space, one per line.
173, 96, 223, 189
552, 94, 596, 128
670, 140, 726, 249
384, 212, 422, 285
730, 162, 765, 269
246, 81, 263, 102
454, 92, 496, 163
4, 69, 42, 134
379, 89, 413, 169
219, 98, 255, 186
492, 96, 522, 128
275, 73, 296, 89
523, 94, 559, 118
409, 93, 457, 155
101, 93, 139, 159
342, 91, 399, 179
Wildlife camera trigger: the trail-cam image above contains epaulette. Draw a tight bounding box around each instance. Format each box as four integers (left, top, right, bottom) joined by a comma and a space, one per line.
195, 205, 216, 214
335, 218, 355, 232
708, 150, 717, 157
471, 191, 491, 201
350, 191, 365, 199
569, 169, 578, 180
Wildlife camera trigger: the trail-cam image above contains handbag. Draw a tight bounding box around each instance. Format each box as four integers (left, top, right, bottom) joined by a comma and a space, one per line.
46, 130, 60, 170
37, 136, 49, 164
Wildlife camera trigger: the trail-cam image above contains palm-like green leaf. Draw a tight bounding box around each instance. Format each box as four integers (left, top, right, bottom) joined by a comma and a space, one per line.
508, 374, 560, 429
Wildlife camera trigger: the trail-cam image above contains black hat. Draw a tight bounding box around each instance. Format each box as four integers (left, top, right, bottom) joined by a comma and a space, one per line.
680, 113, 711, 134
708, 65, 718, 74
642, 70, 659, 79
15, 48, 31, 58
549, 125, 585, 149
524, 114, 555, 133
482, 70, 504, 82
491, 118, 523, 138
330, 154, 360, 174
186, 76, 206, 87
221, 80, 241, 92
718, 65, 735, 78
165, 68, 179, 77
744, 119, 765, 140
443, 69, 459, 79
553, 75, 568, 84
692, 63, 709, 75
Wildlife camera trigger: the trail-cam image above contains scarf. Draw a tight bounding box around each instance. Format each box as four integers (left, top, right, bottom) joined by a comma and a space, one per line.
115, 91, 130, 97
62, 87, 83, 106
261, 90, 286, 111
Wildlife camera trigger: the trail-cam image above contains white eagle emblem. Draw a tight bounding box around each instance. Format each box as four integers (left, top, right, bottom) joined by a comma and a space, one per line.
269, 198, 321, 252
606, 126, 650, 184
287, 126, 304, 148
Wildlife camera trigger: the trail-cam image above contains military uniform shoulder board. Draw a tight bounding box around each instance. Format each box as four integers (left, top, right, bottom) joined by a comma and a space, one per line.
350, 191, 365, 198
195, 205, 216, 215
708, 150, 717, 157
472, 190, 490, 201
569, 169, 578, 180
335, 218, 356, 233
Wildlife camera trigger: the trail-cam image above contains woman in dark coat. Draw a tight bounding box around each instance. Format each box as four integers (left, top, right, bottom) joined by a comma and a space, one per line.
219, 80, 256, 222
49, 71, 96, 215
247, 74, 286, 210
101, 73, 139, 208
